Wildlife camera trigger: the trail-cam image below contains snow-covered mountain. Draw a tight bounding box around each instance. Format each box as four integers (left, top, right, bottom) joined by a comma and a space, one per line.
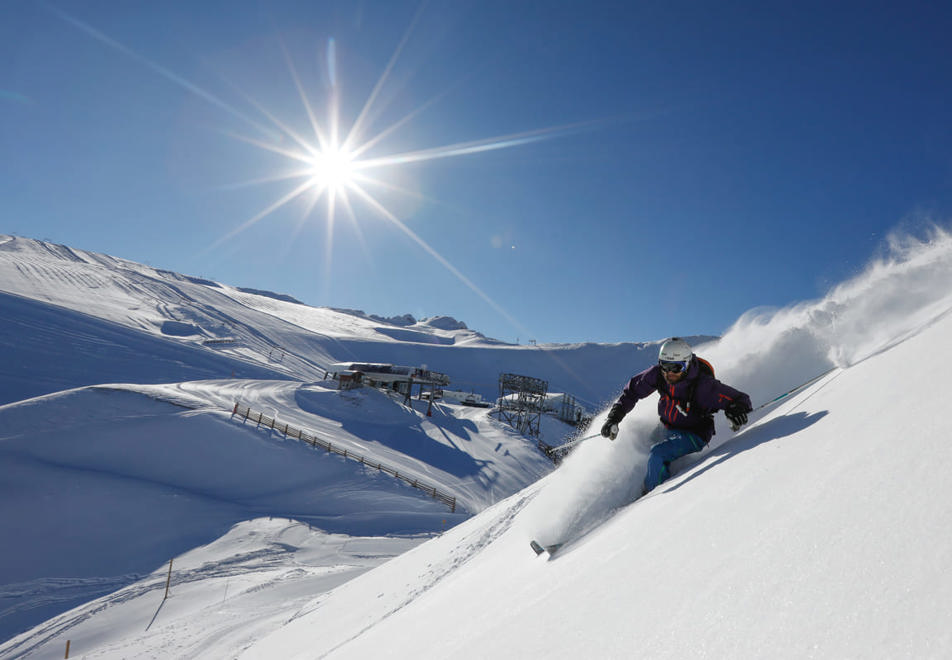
3, 229, 952, 658
0, 235, 706, 410
0, 234, 606, 644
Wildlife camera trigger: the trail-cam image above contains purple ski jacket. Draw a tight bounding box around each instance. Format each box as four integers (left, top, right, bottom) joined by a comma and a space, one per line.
612, 359, 752, 443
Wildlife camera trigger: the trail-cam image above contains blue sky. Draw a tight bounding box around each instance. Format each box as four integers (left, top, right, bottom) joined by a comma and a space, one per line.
3, 1, 951, 344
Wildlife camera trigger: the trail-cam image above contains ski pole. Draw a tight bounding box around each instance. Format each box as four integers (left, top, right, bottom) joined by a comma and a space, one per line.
752, 366, 838, 413
554, 432, 600, 452
727, 367, 838, 433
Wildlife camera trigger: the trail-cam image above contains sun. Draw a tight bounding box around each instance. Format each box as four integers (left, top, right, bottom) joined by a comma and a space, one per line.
306, 144, 357, 192
213, 28, 590, 250
204, 27, 594, 333
45, 4, 596, 341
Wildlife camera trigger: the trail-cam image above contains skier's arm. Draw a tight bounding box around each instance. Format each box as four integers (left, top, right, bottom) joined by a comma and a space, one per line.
710, 381, 752, 414
707, 380, 753, 429
607, 366, 661, 421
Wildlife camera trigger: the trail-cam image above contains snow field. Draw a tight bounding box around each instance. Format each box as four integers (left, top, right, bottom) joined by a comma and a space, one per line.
3, 227, 952, 658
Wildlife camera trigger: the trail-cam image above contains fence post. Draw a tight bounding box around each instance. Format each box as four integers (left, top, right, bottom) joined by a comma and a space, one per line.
164, 558, 173, 600
228, 404, 458, 513
65, 640, 70, 658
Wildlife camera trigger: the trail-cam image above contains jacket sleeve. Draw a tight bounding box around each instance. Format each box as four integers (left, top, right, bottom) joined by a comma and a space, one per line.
701, 379, 752, 413
609, 366, 661, 421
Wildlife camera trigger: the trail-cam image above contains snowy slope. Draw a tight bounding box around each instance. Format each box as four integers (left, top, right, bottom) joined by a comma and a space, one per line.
304, 311, 952, 658
0, 234, 563, 643
237, 229, 952, 659
0, 291, 289, 405
0, 376, 554, 645
3, 229, 952, 658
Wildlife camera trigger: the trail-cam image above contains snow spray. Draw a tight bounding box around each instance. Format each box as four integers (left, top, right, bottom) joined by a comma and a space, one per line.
520, 225, 952, 545
519, 411, 657, 548
700, 225, 952, 437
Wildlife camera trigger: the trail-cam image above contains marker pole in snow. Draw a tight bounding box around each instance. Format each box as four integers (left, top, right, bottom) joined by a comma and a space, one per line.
164, 558, 173, 600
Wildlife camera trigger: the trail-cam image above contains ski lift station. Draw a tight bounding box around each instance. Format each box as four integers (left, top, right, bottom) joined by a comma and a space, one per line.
328, 362, 450, 397
328, 363, 587, 441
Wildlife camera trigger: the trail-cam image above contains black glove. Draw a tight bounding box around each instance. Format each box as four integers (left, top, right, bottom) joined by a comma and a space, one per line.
724, 402, 749, 429
600, 419, 619, 440
600, 404, 624, 440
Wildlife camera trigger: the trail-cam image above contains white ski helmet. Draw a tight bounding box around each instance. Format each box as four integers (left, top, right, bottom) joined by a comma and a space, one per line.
658, 337, 693, 364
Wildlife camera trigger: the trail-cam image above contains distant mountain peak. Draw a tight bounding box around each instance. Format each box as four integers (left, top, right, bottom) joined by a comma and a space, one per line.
236, 287, 303, 304
328, 308, 417, 327
328, 309, 472, 333
420, 316, 469, 331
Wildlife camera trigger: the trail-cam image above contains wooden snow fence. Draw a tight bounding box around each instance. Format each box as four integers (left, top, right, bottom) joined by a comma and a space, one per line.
231, 402, 457, 513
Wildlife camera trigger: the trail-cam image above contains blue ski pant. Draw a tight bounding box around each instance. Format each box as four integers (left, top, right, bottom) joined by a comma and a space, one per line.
644, 427, 705, 493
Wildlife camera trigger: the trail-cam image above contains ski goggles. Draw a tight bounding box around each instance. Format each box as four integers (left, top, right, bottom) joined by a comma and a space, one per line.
659, 360, 689, 374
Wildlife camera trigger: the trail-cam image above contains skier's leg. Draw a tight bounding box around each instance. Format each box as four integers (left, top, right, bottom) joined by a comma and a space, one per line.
643, 429, 704, 493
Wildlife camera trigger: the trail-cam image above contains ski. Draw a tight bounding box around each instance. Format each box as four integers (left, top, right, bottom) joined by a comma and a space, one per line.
530, 540, 564, 556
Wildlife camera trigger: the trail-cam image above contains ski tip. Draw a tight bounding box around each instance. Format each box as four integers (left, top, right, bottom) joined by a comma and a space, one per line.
530, 540, 564, 556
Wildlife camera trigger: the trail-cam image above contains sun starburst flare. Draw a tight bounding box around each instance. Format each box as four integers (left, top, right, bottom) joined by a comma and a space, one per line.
47, 1, 603, 339
206, 26, 603, 329
215, 85, 591, 250
307, 145, 357, 191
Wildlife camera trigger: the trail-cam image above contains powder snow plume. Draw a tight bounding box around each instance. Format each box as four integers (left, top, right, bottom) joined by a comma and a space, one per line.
521, 225, 952, 545
702, 225, 952, 427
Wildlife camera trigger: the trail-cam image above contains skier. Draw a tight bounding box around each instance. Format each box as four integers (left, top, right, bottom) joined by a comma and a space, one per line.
600, 337, 752, 494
